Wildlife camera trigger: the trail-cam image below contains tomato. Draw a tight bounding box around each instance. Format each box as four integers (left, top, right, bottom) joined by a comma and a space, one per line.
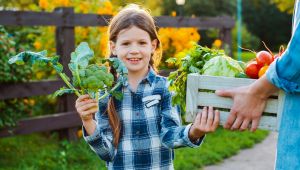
256, 51, 273, 67
245, 61, 259, 79
258, 65, 269, 78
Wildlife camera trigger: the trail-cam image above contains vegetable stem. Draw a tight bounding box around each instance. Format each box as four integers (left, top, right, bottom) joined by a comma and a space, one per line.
58, 72, 81, 97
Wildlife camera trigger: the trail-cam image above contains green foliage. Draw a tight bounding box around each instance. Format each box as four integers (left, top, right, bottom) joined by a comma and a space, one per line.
167, 44, 224, 112
242, 0, 292, 51
271, 0, 295, 14
174, 128, 269, 169
9, 42, 128, 100
0, 26, 34, 128
0, 128, 269, 169
162, 0, 236, 17
232, 23, 260, 55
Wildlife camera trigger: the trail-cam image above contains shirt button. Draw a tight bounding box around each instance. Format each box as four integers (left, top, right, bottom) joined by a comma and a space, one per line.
136, 131, 140, 135
136, 112, 139, 116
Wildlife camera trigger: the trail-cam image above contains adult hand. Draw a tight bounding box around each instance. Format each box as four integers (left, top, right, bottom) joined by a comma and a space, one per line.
215, 76, 278, 132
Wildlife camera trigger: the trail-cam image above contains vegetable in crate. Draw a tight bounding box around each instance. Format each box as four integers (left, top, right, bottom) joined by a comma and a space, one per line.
202, 55, 244, 77
167, 44, 229, 112
8, 42, 128, 101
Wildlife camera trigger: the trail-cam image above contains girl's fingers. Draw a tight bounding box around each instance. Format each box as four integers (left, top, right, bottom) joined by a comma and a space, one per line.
75, 95, 90, 107
195, 111, 202, 125
76, 99, 97, 108
82, 107, 98, 115
207, 106, 214, 126
78, 94, 90, 102
77, 102, 98, 113
80, 108, 98, 120
200, 107, 208, 125
213, 110, 220, 129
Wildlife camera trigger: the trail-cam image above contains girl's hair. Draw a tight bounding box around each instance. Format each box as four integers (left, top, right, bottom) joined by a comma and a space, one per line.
107, 4, 162, 147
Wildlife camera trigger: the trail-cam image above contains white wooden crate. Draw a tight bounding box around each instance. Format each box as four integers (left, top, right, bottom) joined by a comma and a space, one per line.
185, 73, 285, 131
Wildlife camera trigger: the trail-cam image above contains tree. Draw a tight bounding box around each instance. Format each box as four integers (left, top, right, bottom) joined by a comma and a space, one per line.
271, 0, 295, 14
242, 0, 293, 51
162, 0, 236, 17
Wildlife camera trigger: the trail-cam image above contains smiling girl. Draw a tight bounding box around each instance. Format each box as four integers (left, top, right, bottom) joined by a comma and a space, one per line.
75, 4, 220, 169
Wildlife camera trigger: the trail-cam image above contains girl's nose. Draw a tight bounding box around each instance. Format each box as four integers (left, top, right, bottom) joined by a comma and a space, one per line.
129, 45, 140, 54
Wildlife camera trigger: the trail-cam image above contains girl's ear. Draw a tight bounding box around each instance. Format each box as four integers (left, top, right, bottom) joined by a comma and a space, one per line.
110, 41, 117, 55
151, 39, 158, 53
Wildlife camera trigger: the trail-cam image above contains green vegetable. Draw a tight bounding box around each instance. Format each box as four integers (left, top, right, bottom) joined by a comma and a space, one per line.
202, 55, 244, 77
167, 44, 224, 112
8, 42, 128, 101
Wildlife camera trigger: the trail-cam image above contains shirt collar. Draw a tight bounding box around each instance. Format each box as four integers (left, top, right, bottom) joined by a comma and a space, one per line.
142, 67, 156, 87
122, 67, 157, 87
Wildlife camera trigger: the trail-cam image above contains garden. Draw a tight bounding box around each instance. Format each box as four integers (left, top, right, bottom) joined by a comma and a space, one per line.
0, 0, 293, 169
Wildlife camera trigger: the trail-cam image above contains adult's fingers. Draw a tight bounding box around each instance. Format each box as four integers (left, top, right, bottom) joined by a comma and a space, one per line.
224, 109, 237, 129
231, 116, 243, 130
215, 89, 233, 98
212, 110, 220, 129
250, 118, 260, 132
240, 119, 251, 131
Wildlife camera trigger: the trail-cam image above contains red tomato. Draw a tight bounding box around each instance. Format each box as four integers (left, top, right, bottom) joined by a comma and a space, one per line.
245, 61, 259, 79
256, 51, 273, 67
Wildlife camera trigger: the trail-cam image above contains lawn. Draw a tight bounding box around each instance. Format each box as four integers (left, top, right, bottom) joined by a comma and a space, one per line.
0, 127, 268, 170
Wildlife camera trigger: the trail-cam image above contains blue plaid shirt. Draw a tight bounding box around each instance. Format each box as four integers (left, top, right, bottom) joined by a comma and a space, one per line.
83, 68, 204, 169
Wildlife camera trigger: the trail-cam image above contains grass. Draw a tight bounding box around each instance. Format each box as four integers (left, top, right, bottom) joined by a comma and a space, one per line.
0, 127, 269, 170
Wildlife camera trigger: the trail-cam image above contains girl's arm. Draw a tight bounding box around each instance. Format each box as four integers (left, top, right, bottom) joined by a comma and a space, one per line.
159, 84, 204, 149
80, 94, 117, 162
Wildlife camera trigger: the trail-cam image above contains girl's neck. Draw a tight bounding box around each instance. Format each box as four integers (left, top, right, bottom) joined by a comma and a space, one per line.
127, 67, 149, 92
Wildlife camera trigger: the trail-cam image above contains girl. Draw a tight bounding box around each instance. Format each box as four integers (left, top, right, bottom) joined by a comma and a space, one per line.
75, 4, 220, 169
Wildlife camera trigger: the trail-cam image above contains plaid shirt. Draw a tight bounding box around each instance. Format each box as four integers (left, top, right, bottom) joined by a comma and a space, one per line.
83, 68, 204, 170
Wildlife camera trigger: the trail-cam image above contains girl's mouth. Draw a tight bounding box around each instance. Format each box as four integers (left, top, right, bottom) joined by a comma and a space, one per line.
127, 58, 142, 64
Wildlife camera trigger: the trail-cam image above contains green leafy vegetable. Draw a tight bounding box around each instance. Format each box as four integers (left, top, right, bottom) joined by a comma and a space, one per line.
167, 43, 246, 113
202, 55, 244, 77
167, 44, 224, 112
8, 42, 128, 101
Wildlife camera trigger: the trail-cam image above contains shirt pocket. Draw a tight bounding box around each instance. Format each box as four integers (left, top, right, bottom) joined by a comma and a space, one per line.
142, 95, 161, 119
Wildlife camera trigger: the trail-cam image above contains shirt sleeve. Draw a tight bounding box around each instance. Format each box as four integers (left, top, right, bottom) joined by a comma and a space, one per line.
82, 93, 116, 161
266, 20, 300, 93
159, 83, 205, 149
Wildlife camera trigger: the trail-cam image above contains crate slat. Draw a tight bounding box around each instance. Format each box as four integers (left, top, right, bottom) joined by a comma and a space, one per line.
197, 92, 278, 114
186, 110, 277, 131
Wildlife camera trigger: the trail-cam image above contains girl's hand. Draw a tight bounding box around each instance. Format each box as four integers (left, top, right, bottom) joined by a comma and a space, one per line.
188, 106, 220, 141
75, 94, 98, 121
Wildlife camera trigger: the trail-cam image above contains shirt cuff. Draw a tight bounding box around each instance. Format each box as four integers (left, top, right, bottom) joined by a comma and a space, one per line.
266, 59, 300, 93
82, 122, 101, 143
183, 123, 205, 148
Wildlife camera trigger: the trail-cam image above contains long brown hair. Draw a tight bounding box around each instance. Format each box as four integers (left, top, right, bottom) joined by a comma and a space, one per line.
107, 4, 162, 147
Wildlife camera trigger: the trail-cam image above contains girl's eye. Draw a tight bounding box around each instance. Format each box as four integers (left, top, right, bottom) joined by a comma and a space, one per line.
139, 41, 147, 45
122, 42, 130, 46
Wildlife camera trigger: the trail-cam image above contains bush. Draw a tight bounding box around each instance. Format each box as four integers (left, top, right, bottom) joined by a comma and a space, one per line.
231, 22, 260, 55
0, 26, 57, 128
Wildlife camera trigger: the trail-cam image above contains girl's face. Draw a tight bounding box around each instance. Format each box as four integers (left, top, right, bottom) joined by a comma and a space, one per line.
110, 26, 157, 75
